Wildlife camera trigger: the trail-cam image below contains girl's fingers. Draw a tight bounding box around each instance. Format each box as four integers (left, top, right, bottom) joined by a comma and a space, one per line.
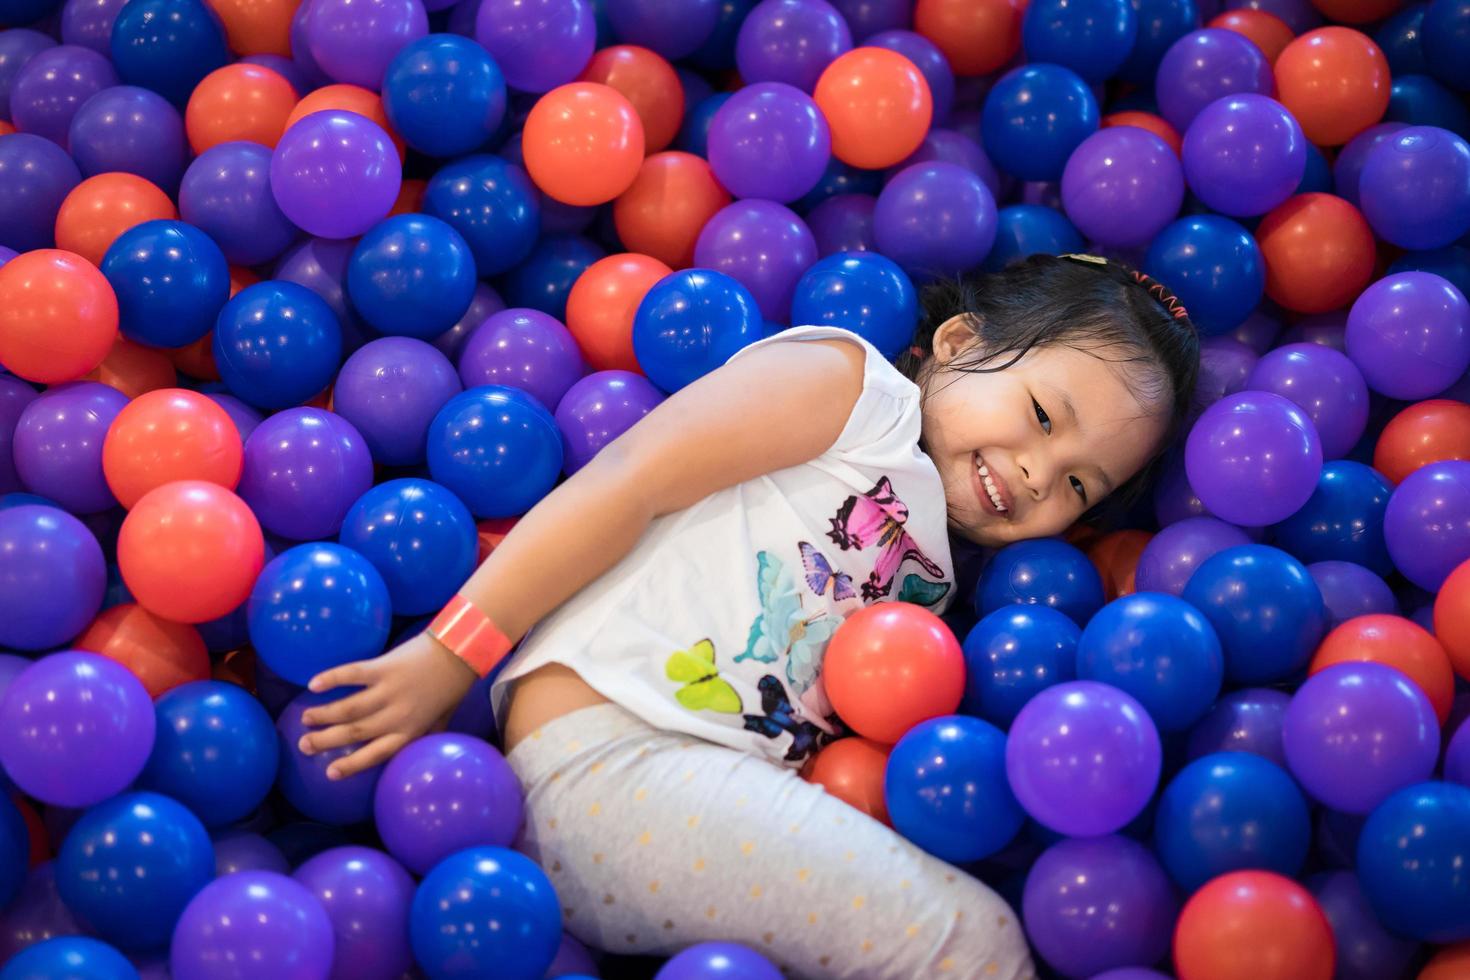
327, 732, 411, 780
297, 709, 390, 756
307, 659, 377, 694
299, 685, 386, 733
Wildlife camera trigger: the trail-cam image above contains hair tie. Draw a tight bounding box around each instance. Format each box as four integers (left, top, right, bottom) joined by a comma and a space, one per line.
1131, 270, 1191, 321
907, 344, 924, 359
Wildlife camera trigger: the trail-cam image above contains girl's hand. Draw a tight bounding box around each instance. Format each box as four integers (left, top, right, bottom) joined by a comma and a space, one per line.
297, 631, 479, 780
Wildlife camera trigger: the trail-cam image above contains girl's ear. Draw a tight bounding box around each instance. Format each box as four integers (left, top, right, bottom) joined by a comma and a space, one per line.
931, 313, 982, 365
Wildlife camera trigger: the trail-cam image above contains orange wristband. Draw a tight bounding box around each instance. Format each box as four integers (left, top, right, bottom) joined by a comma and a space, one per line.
427, 594, 512, 678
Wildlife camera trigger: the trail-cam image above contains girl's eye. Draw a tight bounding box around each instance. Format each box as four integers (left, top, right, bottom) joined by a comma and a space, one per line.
1070, 475, 1088, 503
1033, 398, 1052, 434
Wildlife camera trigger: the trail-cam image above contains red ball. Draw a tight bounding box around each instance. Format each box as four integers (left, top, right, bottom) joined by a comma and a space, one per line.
565, 252, 671, 372
75, 603, 211, 699
1174, 871, 1335, 980
1374, 399, 1470, 485
1275, 27, 1390, 147
1255, 193, 1377, 314
823, 603, 965, 744
578, 45, 684, 154
0, 249, 118, 384
1208, 10, 1296, 64
1102, 111, 1182, 156
103, 388, 244, 509
1310, 613, 1456, 722
802, 736, 891, 825
1436, 559, 1470, 682
614, 151, 731, 270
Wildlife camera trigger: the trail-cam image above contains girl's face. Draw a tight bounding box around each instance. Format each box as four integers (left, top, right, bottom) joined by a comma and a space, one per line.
919, 315, 1170, 548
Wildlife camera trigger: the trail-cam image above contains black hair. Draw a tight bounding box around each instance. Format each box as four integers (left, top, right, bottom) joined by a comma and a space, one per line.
896, 252, 1201, 524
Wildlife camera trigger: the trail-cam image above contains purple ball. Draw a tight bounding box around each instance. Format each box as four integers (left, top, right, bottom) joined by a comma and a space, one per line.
868, 29, 954, 125
180, 140, 299, 267
273, 236, 375, 353
12, 381, 128, 515
66, 84, 185, 191
0, 863, 82, 962
0, 651, 154, 808
1384, 460, 1470, 590
1283, 662, 1439, 813
1155, 29, 1273, 133
1309, 560, 1399, 632
1005, 680, 1162, 836
290, 0, 333, 90
658, 942, 783, 980
1183, 93, 1306, 217
334, 337, 462, 466
0, 30, 55, 123
213, 832, 291, 877
1061, 126, 1184, 248
1229, 308, 1282, 353
735, 0, 853, 93
694, 199, 817, 322
544, 932, 598, 977
270, 110, 402, 240
433, 281, 505, 362
831, 0, 909, 41
293, 846, 415, 980
708, 81, 832, 203
1359, 126, 1470, 250
242, 53, 315, 96
238, 408, 375, 542
1022, 835, 1178, 978
8, 44, 118, 148
1279, 310, 1348, 352
1153, 453, 1209, 526
373, 733, 524, 875
0, 506, 105, 651
1185, 390, 1324, 527
606, 0, 720, 59
171, 872, 336, 980
1309, 870, 1421, 980
474, 0, 595, 93
554, 369, 664, 474
0, 132, 82, 252
1246, 342, 1370, 459
1226, 0, 1321, 31
204, 392, 264, 443
1196, 335, 1258, 408
458, 308, 586, 413
1347, 271, 1470, 401
0, 374, 39, 495
806, 192, 876, 256
1333, 121, 1408, 209
276, 690, 385, 826
303, 0, 427, 90
1135, 516, 1252, 596
1446, 720, 1470, 788
874, 161, 997, 278
1185, 687, 1291, 767
887, 128, 999, 199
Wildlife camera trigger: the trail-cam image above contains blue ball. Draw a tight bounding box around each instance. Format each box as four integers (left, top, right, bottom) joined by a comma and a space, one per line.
886, 715, 1025, 863
633, 268, 763, 392
982, 204, 1085, 272
138, 681, 278, 828
55, 791, 214, 950
1388, 244, 1470, 300
422, 154, 541, 277
382, 35, 507, 158
1387, 74, 1470, 138
677, 91, 734, 158
1377, 5, 1431, 77
0, 792, 26, 908
788, 252, 918, 360
348, 214, 478, 339
1297, 141, 1333, 195
689, 0, 757, 71
1182, 544, 1326, 685
339, 478, 478, 617
794, 155, 884, 212
213, 281, 344, 410
1272, 460, 1394, 576
1022, 0, 1137, 83
1153, 751, 1311, 892
409, 846, 561, 980
1423, 0, 1470, 92
974, 537, 1105, 626
109, 0, 228, 108
427, 386, 563, 518
1116, 0, 1197, 84
1143, 215, 1265, 335
1076, 591, 1223, 733
981, 64, 1099, 182
1357, 781, 1470, 943
501, 234, 606, 322
100, 219, 230, 348
1, 937, 139, 980
960, 605, 1079, 727
247, 543, 392, 688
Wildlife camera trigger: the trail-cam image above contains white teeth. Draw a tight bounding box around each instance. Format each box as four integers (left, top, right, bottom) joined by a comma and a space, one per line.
975, 457, 1006, 512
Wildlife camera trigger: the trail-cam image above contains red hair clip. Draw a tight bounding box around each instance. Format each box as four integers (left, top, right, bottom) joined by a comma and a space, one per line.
1131, 270, 1191, 321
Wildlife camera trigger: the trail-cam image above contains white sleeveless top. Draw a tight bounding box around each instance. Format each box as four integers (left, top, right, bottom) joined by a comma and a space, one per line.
490, 326, 956, 768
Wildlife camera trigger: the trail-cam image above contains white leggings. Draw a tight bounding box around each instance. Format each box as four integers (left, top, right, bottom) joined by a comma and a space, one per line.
504, 703, 1035, 980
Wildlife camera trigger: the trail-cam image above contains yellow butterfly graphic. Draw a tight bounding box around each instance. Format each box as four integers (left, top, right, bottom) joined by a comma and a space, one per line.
664, 639, 742, 714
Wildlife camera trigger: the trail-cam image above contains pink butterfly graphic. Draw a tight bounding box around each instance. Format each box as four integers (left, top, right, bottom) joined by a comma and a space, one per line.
826, 477, 945, 602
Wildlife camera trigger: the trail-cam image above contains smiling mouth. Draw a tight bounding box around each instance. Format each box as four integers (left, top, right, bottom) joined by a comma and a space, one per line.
973, 451, 1011, 517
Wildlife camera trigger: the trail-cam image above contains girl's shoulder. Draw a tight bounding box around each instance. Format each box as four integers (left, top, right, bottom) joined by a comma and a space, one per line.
729, 325, 919, 400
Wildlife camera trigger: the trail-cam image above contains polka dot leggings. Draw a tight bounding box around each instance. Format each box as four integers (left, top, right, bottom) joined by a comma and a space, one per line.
505, 703, 1035, 980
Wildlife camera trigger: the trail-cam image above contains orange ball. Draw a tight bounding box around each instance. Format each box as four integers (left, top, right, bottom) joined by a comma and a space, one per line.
913, 0, 1024, 76
1102, 111, 1182, 156
118, 480, 264, 624
814, 47, 933, 170
1208, 10, 1296, 64
1087, 529, 1152, 601
103, 388, 244, 509
1435, 559, 1470, 682
0, 120, 14, 136
284, 84, 405, 160
74, 603, 211, 699
1310, 614, 1456, 722
1420, 941, 1470, 980
168, 333, 221, 381
1255, 193, 1376, 314
523, 82, 646, 206
1374, 399, 1470, 485
1275, 27, 1390, 146
84, 334, 177, 399
1309, 0, 1403, 24
54, 172, 177, 268
205, 0, 296, 55
823, 603, 966, 745
803, 737, 891, 825
613, 152, 732, 269
390, 177, 426, 217
578, 45, 684, 154
565, 252, 672, 371
13, 794, 47, 865
1173, 871, 1335, 980
477, 516, 518, 564
0, 249, 118, 384
186, 63, 298, 153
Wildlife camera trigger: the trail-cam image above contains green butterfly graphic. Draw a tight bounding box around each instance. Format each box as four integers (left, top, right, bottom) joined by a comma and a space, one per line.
664, 639, 742, 714
896, 573, 952, 609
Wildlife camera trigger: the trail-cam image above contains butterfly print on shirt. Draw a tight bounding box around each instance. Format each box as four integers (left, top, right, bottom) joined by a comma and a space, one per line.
742, 674, 843, 763
826, 476, 948, 604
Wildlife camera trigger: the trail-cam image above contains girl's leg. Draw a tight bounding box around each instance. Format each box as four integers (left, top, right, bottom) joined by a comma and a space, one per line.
506, 704, 1035, 980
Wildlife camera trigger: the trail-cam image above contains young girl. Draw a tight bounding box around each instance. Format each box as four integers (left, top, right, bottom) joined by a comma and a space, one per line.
297, 253, 1199, 979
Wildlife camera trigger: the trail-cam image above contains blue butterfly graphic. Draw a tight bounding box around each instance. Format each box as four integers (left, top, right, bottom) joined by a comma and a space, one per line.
799, 541, 857, 602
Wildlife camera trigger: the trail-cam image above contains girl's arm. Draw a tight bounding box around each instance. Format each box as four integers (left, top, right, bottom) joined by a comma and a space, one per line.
297, 337, 868, 778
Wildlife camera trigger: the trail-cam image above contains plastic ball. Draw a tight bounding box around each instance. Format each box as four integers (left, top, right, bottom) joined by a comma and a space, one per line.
332, 337, 460, 466
805, 192, 878, 257
1310, 614, 1455, 722
811, 46, 930, 171
302, 0, 427, 91
292, 847, 415, 980
1359, 126, 1470, 250
421, 154, 541, 277
1184, 687, 1291, 767
1144, 215, 1264, 335
1182, 94, 1305, 218
74, 602, 210, 698
99, 219, 229, 349
0, 133, 80, 253
12, 381, 128, 514
109, 0, 229, 108
270, 109, 401, 239
1356, 781, 1470, 943
1185, 390, 1323, 526
84, 334, 177, 399
347, 214, 476, 339
982, 203, 1084, 272
213, 281, 344, 410
975, 537, 1105, 625
1245, 344, 1369, 461
1022, 0, 1137, 82
1184, 544, 1326, 684
283, 83, 402, 154
171, 871, 335, 980
1173, 871, 1335, 980
1061, 126, 1185, 249
1208, 9, 1295, 63
1309, 559, 1398, 632
10, 44, 118, 146
802, 736, 889, 824
0, 248, 117, 384
1375, 400, 1470, 485
473, 0, 595, 93
1275, 27, 1390, 147
276, 690, 386, 825
707, 81, 829, 203
501, 239, 599, 325
1256, 192, 1376, 314
554, 369, 664, 474
68, 84, 187, 192
693, 199, 815, 321
0, 30, 59, 123
735, 0, 852, 93
632, 268, 762, 393
606, 0, 721, 58
885, 715, 1023, 862
179, 141, 298, 267
875, 161, 997, 278
3, 937, 139, 979
1135, 516, 1251, 596
1437, 558, 1470, 679
1310, 870, 1423, 980
912, 0, 1022, 75
457, 307, 584, 413
578, 44, 683, 154
786, 253, 913, 360
1156, 28, 1274, 133
382, 34, 505, 158
613, 151, 730, 270
654, 942, 783, 980
0, 506, 105, 650
237, 408, 372, 541
1385, 460, 1470, 591
339, 479, 478, 617
427, 386, 564, 518
409, 847, 561, 980
185, 63, 298, 155
118, 481, 263, 623
1347, 272, 1470, 402
1272, 460, 1393, 574
522, 82, 644, 206
980, 64, 1097, 184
